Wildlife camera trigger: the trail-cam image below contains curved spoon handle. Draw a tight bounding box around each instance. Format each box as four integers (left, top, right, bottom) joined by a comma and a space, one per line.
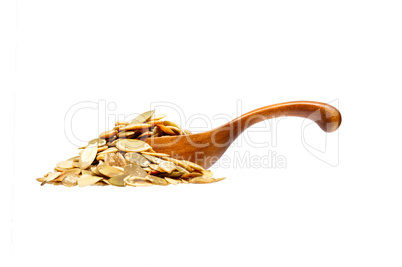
224, 101, 341, 135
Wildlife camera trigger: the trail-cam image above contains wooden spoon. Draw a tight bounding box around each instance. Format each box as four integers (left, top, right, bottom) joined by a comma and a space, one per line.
145, 101, 341, 169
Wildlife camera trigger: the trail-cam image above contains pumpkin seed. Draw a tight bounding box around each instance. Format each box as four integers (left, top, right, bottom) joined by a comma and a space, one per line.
90, 165, 101, 176
115, 121, 129, 126
201, 170, 213, 178
137, 131, 153, 139
99, 129, 117, 139
97, 147, 119, 155
147, 114, 167, 121
104, 153, 126, 168
62, 173, 80, 187
88, 138, 107, 146
175, 165, 190, 174
180, 160, 205, 172
158, 161, 176, 173
164, 171, 183, 178
125, 176, 153, 187
98, 165, 125, 177
93, 180, 109, 186
141, 152, 170, 157
108, 139, 120, 147
116, 139, 151, 152
124, 164, 148, 178
162, 157, 194, 172
101, 178, 111, 185
56, 161, 74, 169
149, 164, 163, 172
165, 177, 180, 185
78, 175, 103, 187
55, 169, 81, 182
97, 146, 108, 152
163, 120, 179, 127
121, 123, 151, 132
79, 144, 98, 169
157, 125, 176, 135
142, 154, 163, 164
189, 177, 225, 184
181, 172, 203, 179
109, 174, 130, 187
67, 156, 80, 162
125, 152, 150, 167
163, 121, 185, 134
72, 161, 80, 168
116, 131, 136, 138
41, 171, 62, 186
166, 125, 183, 135
81, 170, 95, 176
146, 175, 169, 186
131, 110, 155, 124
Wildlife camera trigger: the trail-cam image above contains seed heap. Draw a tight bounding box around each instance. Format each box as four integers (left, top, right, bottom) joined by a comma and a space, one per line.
37, 110, 225, 187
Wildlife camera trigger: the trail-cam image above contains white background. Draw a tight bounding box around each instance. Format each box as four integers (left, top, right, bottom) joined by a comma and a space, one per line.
1, 1, 402, 267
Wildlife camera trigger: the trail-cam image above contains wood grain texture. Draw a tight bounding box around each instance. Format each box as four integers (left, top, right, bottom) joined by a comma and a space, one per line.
145, 101, 342, 169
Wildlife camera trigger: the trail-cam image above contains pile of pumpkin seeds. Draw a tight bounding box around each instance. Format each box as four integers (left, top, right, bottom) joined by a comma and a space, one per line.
36, 110, 225, 187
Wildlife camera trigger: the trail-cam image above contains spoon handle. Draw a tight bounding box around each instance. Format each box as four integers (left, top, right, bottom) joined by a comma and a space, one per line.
222, 101, 341, 136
